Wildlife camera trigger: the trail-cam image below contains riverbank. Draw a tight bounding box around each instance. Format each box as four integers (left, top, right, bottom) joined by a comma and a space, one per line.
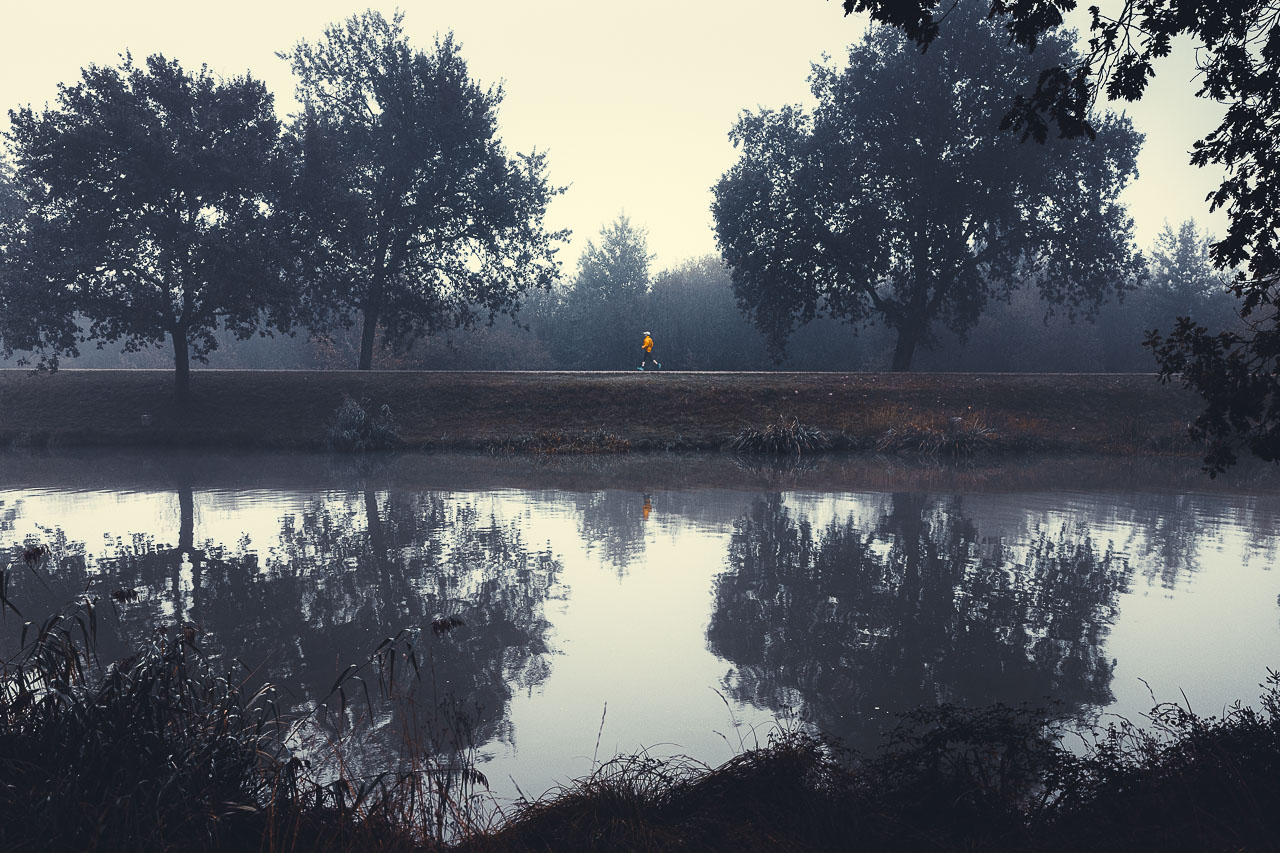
0, 369, 1204, 454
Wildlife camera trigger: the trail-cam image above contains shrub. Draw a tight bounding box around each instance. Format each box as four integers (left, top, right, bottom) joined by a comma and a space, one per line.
729, 416, 830, 455
326, 396, 400, 452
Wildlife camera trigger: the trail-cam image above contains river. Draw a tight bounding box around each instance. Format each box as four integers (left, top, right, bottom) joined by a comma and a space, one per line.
2, 450, 1278, 803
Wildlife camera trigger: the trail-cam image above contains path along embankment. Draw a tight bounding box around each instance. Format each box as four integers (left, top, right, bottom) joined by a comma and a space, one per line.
0, 369, 1205, 454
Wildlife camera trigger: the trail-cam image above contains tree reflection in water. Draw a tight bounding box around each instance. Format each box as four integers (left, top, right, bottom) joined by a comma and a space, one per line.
4, 483, 563, 766
707, 494, 1134, 749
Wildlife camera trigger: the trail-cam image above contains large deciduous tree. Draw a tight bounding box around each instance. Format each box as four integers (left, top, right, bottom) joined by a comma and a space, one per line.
2, 54, 292, 402
713, 4, 1142, 370
284, 10, 566, 370
829, 0, 1278, 465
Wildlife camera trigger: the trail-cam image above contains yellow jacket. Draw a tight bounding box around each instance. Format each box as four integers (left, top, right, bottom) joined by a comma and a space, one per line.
642, 334, 654, 353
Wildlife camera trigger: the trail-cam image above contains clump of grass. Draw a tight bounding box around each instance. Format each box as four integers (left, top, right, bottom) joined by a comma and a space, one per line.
729, 416, 830, 455
488, 429, 630, 455
473, 732, 852, 852
327, 396, 400, 452
876, 413, 999, 456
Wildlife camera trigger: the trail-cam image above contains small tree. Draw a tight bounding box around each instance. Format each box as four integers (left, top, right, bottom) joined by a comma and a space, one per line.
2, 54, 293, 402
543, 214, 653, 368
712, 5, 1143, 370
1144, 221, 1238, 339
283, 10, 566, 370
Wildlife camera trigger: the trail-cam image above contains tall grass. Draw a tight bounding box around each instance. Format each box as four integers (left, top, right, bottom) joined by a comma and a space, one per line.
473, 682, 1280, 852
0, 573, 476, 851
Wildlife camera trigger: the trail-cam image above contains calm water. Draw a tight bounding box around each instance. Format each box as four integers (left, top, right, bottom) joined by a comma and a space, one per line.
3, 450, 1280, 800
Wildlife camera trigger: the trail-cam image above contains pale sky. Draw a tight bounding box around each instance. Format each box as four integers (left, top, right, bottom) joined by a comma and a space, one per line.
0, 0, 1227, 271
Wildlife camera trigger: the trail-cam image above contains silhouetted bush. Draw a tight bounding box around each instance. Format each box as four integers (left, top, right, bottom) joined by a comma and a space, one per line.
7, 576, 1280, 850
476, 679, 1280, 852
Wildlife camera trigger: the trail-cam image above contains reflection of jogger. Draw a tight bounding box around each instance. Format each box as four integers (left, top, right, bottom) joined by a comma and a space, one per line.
642, 493, 652, 521
638, 331, 661, 370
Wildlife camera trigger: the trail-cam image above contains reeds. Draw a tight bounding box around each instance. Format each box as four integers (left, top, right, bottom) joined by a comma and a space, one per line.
471, 681, 1280, 852
7, 560, 1280, 851
0, 598, 298, 850
729, 416, 830, 456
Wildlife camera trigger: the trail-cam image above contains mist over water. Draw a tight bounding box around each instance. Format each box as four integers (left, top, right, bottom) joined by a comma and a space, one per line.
3, 451, 1279, 800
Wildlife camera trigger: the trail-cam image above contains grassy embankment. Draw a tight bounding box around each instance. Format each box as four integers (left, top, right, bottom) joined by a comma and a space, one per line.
0, 369, 1204, 454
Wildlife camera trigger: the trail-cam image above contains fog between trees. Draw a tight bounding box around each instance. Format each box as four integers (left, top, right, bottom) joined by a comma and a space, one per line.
24, 216, 1236, 374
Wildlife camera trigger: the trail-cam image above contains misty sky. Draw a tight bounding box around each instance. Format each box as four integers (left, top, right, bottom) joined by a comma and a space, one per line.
0, 0, 1227, 271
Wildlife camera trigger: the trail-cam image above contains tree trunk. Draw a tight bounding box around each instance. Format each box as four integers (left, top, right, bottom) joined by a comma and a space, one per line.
891, 324, 919, 371
171, 326, 190, 405
359, 281, 383, 370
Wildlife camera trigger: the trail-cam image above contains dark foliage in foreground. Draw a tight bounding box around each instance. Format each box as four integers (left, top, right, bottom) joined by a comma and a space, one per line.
0, 600, 421, 851
5, 583, 1280, 851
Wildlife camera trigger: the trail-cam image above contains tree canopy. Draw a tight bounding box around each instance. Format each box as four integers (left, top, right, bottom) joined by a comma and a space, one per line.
831, 0, 1279, 462
714, 3, 1142, 370
1, 53, 291, 401
283, 10, 566, 370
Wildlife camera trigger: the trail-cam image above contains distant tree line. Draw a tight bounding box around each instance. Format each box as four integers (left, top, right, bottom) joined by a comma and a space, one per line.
0, 6, 1244, 394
